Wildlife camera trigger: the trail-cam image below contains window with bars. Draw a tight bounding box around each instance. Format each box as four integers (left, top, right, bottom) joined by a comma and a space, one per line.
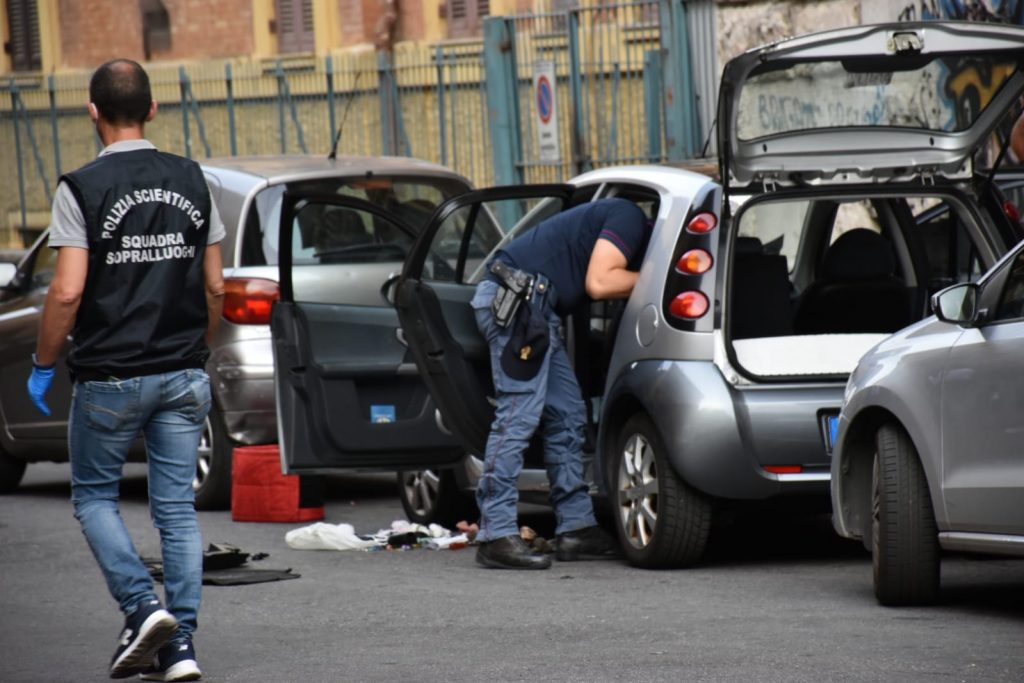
447, 0, 489, 39
5, 0, 42, 72
275, 0, 315, 54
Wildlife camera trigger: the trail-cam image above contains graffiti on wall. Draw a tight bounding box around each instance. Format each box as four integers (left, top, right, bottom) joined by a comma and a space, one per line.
898, 0, 1024, 163
899, 0, 1024, 24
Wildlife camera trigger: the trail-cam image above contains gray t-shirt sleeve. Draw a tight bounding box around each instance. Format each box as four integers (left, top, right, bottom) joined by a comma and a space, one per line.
207, 182, 227, 245
47, 181, 88, 249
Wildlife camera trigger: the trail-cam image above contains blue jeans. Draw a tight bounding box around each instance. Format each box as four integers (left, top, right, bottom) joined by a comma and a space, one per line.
69, 368, 210, 639
470, 279, 597, 542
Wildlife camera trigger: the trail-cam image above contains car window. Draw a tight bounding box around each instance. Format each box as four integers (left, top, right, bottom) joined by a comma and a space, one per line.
241, 176, 472, 266
290, 201, 412, 266
736, 199, 810, 271
915, 203, 985, 294
994, 250, 1024, 322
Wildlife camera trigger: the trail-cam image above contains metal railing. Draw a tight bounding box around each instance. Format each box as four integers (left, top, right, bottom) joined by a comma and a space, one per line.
0, 0, 714, 247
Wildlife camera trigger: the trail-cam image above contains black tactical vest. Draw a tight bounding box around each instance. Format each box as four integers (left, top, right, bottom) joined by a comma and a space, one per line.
60, 148, 212, 379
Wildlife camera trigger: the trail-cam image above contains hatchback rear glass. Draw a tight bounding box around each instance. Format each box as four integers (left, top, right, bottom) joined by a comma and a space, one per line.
736, 56, 1020, 141
241, 176, 470, 266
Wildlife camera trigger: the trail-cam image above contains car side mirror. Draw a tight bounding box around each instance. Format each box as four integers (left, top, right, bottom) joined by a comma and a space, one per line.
932, 282, 979, 327
0, 262, 16, 288
381, 272, 401, 306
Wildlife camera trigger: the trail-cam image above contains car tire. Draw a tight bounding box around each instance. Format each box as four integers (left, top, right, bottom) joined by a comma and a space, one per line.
397, 467, 478, 528
611, 413, 711, 568
0, 446, 27, 494
193, 405, 234, 511
872, 422, 940, 606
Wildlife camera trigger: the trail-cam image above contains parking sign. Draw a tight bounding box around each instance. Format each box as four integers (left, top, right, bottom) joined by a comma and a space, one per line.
533, 61, 560, 163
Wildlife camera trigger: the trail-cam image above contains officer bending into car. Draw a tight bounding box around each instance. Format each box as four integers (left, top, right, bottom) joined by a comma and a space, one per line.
471, 197, 650, 569
27, 59, 225, 680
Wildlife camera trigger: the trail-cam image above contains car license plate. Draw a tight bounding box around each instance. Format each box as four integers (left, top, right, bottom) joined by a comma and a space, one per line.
823, 414, 840, 454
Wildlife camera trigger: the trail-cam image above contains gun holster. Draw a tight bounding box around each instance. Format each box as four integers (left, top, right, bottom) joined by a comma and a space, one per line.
489, 260, 535, 328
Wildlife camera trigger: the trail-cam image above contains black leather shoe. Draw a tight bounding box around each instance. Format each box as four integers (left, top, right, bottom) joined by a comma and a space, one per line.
476, 534, 552, 570
555, 525, 622, 561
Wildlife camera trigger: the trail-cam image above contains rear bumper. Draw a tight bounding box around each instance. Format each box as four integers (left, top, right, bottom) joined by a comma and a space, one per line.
207, 338, 277, 445
599, 360, 841, 500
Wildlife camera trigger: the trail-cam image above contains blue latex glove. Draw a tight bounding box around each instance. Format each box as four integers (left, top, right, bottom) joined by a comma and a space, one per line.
27, 362, 55, 416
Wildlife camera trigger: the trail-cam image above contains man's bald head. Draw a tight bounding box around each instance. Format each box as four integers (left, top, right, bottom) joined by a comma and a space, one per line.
89, 59, 152, 126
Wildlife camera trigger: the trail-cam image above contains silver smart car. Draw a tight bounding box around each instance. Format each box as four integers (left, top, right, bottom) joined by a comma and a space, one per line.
0, 155, 474, 508
272, 21, 1024, 568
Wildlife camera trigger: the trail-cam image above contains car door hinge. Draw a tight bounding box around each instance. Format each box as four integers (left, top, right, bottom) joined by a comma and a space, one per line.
760, 175, 778, 193
920, 170, 936, 186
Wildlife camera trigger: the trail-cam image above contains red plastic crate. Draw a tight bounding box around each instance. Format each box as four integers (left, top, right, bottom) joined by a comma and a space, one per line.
231, 445, 324, 523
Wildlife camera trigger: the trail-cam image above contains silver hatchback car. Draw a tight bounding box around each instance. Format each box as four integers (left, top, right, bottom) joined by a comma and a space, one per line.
271, 21, 1024, 568
0, 155, 474, 508
832, 237, 1024, 606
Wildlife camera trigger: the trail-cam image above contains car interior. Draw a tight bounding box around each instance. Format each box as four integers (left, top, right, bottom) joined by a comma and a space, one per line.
727, 192, 991, 379
396, 184, 661, 463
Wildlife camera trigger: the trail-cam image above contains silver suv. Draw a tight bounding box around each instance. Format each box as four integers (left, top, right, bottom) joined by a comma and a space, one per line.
0, 155, 474, 508
271, 21, 1024, 567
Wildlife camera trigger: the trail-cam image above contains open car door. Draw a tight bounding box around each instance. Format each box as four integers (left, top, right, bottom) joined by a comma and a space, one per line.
395, 185, 575, 456
272, 193, 465, 472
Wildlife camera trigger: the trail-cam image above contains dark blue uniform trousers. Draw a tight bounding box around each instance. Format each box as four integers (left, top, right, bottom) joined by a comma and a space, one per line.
470, 279, 598, 542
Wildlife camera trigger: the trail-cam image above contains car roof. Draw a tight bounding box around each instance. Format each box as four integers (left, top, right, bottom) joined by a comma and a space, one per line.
200, 154, 471, 187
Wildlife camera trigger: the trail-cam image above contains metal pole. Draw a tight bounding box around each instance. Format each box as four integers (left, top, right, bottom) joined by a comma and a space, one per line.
179, 66, 193, 159
435, 45, 447, 166
225, 62, 237, 156
377, 52, 395, 155
11, 81, 28, 235
568, 11, 589, 175
483, 17, 524, 189
326, 55, 337, 144
644, 50, 663, 162
48, 74, 62, 177
276, 60, 287, 154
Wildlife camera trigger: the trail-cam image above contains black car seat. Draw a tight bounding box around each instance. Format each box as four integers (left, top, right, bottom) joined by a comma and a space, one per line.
793, 228, 913, 334
730, 236, 794, 339
316, 208, 370, 252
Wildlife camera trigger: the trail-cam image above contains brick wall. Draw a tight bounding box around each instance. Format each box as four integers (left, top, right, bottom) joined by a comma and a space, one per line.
56, 0, 254, 69
154, 0, 255, 61
58, 0, 146, 67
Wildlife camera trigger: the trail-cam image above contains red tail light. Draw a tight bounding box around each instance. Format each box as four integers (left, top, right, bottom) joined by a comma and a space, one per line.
222, 278, 280, 325
669, 291, 709, 319
686, 212, 718, 234
1004, 200, 1021, 222
676, 249, 713, 274
765, 465, 803, 474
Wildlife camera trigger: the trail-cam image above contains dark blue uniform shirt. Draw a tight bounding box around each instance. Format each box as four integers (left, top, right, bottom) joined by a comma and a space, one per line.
494, 198, 649, 315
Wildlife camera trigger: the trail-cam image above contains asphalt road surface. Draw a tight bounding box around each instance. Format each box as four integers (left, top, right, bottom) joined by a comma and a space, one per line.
2, 463, 1023, 682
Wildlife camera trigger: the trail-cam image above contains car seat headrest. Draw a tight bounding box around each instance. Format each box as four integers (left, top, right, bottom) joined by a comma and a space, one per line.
823, 228, 895, 281
735, 236, 764, 255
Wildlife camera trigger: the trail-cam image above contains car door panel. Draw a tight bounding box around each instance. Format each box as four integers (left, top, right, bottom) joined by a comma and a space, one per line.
273, 193, 463, 472
396, 185, 576, 456
0, 239, 73, 447
941, 250, 1024, 533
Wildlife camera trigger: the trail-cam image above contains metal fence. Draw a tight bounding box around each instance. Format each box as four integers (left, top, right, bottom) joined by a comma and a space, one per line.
0, 0, 716, 248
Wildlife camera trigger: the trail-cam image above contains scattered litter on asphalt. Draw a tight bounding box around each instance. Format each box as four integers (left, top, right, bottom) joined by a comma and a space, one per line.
284, 519, 554, 554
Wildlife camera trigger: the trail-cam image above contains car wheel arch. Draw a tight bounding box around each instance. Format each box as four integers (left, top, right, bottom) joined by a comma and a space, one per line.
837, 406, 896, 546
839, 407, 940, 546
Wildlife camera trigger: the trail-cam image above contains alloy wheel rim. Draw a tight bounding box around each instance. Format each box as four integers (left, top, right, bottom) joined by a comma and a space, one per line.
194, 416, 213, 492
618, 432, 658, 550
402, 469, 440, 517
